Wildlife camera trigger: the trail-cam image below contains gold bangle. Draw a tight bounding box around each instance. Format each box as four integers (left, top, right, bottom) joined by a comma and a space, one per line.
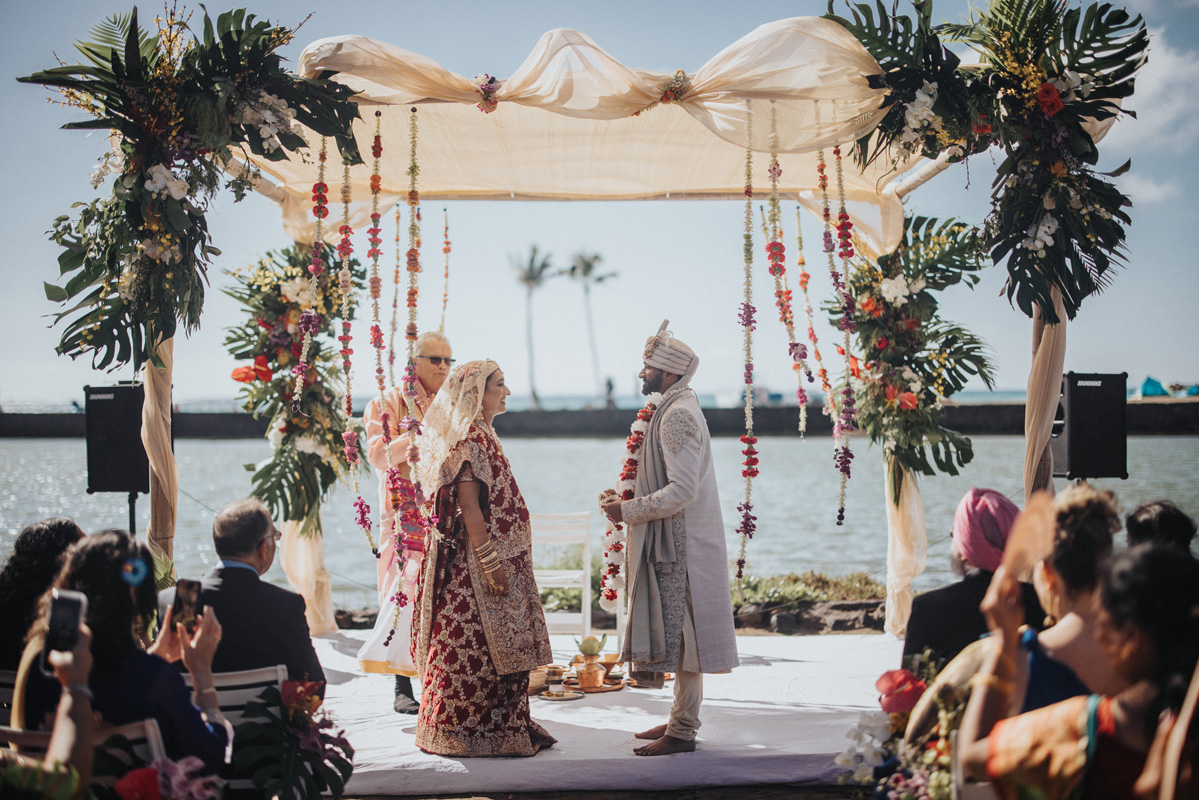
475, 540, 496, 557
481, 560, 502, 575
969, 674, 1013, 694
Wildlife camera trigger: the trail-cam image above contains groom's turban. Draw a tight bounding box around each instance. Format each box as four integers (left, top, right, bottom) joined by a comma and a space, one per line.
643, 320, 699, 385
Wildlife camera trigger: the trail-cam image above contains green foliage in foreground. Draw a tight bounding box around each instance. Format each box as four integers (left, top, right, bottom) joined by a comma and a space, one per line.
534, 546, 884, 614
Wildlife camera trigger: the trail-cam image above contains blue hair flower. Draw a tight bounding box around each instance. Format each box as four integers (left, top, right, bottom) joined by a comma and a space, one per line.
121, 556, 148, 587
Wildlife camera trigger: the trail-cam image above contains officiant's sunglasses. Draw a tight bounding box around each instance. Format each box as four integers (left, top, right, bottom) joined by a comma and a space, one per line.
416, 356, 455, 366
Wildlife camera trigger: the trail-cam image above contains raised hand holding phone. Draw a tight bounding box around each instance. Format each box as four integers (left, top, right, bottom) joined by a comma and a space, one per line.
41, 589, 87, 677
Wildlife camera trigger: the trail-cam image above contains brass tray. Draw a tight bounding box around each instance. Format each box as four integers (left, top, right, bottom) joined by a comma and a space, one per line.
562, 677, 626, 694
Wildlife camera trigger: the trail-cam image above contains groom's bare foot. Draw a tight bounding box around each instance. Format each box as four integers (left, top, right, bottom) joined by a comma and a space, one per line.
635, 723, 667, 740
633, 735, 696, 756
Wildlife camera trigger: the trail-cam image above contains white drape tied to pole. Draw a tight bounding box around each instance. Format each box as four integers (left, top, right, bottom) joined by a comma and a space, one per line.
242, 17, 919, 260
1024, 288, 1068, 501
141, 337, 177, 562
883, 459, 927, 637
280, 517, 338, 637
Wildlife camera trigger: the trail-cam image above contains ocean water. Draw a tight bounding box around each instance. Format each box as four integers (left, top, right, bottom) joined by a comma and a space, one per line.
2, 435, 1196, 610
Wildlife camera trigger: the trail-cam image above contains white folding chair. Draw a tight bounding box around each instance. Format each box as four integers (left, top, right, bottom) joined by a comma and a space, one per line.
0, 669, 17, 727
530, 512, 592, 640
181, 664, 287, 728
3, 718, 165, 770
183, 665, 287, 792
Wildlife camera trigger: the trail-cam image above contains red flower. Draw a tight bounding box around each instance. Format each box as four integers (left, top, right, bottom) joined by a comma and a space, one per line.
253, 354, 273, 382
114, 767, 161, 800
903, 318, 920, 332
1037, 83, 1063, 116
884, 385, 898, 402
849, 355, 861, 379
898, 392, 918, 410
876, 669, 927, 714
875, 337, 889, 350
231, 365, 256, 383
282, 680, 325, 715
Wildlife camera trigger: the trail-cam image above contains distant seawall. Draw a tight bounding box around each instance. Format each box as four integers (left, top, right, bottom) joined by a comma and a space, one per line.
3, 398, 1197, 438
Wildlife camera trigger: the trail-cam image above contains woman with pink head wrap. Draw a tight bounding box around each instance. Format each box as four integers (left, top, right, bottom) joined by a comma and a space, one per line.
903, 488, 1044, 667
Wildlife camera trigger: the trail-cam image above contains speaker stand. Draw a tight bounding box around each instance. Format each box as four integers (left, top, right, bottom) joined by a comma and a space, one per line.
128, 491, 138, 536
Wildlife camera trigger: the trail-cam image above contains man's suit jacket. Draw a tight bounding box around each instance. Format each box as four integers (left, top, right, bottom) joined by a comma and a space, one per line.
158, 565, 325, 684
902, 569, 1045, 666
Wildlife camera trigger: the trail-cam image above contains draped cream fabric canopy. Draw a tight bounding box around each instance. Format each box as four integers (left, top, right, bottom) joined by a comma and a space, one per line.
247, 17, 920, 258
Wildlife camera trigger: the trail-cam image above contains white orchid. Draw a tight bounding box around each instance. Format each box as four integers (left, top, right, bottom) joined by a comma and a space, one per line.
279, 277, 314, 307
143, 163, 190, 201
268, 423, 285, 450
879, 275, 911, 305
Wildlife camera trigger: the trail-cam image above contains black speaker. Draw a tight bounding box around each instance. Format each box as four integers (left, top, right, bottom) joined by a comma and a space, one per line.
85, 384, 150, 494
1050, 372, 1128, 480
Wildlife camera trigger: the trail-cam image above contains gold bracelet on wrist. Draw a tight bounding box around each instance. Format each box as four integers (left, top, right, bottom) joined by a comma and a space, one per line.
969, 673, 1013, 694
475, 540, 496, 557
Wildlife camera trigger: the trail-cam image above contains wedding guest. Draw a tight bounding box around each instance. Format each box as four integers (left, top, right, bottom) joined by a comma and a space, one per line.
1125, 499, 1197, 552
0, 518, 85, 670
358, 331, 452, 714
903, 488, 1044, 667
958, 543, 1199, 799
413, 360, 555, 757
15, 530, 230, 772
158, 498, 324, 684
1, 620, 95, 798
1011, 483, 1125, 714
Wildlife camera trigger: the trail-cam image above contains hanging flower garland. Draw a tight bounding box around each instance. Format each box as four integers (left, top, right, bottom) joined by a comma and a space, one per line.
599, 393, 663, 612
795, 206, 834, 406
439, 209, 451, 333
388, 205, 402, 386
734, 101, 758, 581
383, 106, 426, 621
291, 138, 328, 413
832, 145, 859, 524
324, 151, 378, 557
761, 104, 814, 437
816, 133, 858, 525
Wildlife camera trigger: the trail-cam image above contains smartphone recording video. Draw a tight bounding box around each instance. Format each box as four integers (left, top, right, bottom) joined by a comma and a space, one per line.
41, 589, 87, 676
173, 578, 201, 634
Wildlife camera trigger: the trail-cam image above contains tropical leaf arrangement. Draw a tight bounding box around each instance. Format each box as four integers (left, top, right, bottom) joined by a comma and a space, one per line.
833, 216, 995, 502
825, 0, 1148, 323
19, 7, 362, 372
234, 682, 354, 800
224, 244, 366, 537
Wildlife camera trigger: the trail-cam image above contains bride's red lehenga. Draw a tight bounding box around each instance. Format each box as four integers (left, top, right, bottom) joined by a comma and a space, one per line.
412, 424, 555, 757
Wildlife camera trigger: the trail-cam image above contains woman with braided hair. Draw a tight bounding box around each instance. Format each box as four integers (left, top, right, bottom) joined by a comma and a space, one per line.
411, 360, 554, 757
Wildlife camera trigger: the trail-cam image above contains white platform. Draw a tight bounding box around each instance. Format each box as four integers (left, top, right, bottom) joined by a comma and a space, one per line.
313, 630, 902, 795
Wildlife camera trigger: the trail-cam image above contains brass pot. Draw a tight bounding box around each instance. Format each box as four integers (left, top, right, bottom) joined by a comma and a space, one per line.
577, 654, 606, 689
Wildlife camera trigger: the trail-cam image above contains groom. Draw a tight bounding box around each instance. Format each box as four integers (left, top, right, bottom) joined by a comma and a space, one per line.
601, 320, 739, 756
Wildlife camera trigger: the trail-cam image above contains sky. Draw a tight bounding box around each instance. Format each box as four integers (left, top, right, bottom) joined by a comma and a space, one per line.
2, 0, 1197, 411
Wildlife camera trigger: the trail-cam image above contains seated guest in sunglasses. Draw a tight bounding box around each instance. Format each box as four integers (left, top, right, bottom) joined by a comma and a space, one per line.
358, 331, 453, 713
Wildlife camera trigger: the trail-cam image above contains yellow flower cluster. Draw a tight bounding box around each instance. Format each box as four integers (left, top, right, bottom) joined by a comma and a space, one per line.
992, 31, 1047, 116
150, 11, 192, 147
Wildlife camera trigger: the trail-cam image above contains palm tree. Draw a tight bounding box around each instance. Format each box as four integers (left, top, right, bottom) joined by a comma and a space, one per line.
512, 245, 556, 410
563, 252, 617, 401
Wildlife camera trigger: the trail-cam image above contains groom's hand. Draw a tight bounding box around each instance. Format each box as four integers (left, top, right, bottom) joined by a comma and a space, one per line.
601, 499, 624, 524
